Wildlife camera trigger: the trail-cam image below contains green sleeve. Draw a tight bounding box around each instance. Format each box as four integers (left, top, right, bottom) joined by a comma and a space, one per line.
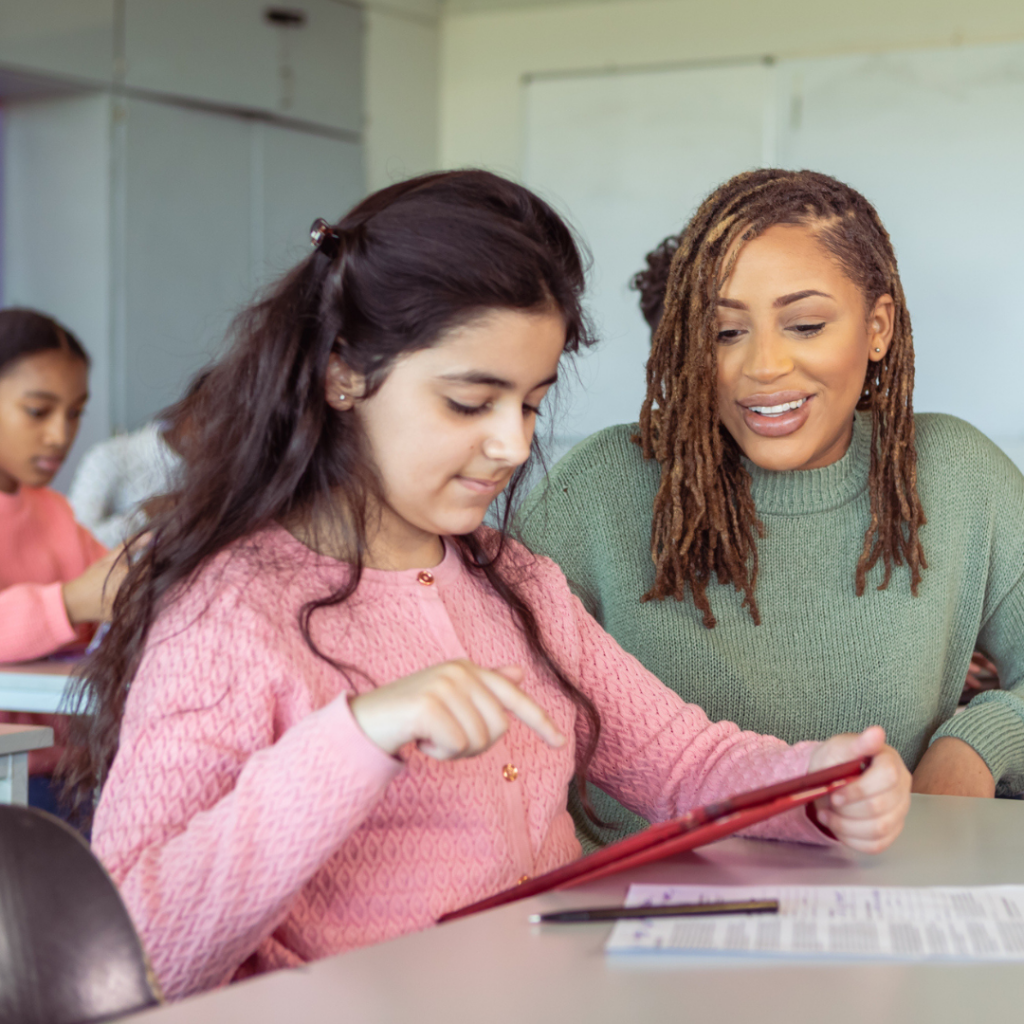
930, 434, 1024, 794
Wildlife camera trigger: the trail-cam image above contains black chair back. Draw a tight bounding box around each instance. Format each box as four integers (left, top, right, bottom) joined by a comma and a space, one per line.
0, 804, 160, 1024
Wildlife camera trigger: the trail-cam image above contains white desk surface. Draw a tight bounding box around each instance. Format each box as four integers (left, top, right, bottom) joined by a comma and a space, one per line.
0, 660, 74, 713
122, 794, 1024, 1024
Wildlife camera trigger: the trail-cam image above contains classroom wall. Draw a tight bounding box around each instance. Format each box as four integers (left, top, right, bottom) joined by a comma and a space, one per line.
439, 0, 1024, 176
437, 0, 1024, 466
365, 0, 440, 190
2, 94, 113, 493
0, 0, 442, 488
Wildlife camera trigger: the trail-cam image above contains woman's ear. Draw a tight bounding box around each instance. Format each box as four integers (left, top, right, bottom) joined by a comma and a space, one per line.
867, 294, 896, 362
326, 350, 367, 411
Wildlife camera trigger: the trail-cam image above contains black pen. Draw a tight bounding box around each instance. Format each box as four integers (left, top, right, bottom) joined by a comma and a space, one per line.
529, 898, 779, 923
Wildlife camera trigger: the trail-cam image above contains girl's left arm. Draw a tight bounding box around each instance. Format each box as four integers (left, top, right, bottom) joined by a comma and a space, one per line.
566, 598, 825, 844
538, 562, 906, 847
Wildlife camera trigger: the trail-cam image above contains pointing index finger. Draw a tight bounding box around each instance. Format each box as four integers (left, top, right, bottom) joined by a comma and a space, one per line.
477, 666, 566, 748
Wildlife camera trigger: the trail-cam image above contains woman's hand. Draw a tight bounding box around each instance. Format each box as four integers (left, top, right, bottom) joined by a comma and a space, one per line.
61, 539, 140, 625
911, 736, 995, 798
806, 726, 911, 853
962, 651, 999, 700
350, 660, 566, 760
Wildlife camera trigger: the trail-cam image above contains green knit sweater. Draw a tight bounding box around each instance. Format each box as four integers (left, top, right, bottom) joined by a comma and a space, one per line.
516, 413, 1024, 848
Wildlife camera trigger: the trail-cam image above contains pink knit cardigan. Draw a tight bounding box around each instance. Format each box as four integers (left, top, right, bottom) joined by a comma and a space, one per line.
92, 527, 826, 999
0, 486, 106, 773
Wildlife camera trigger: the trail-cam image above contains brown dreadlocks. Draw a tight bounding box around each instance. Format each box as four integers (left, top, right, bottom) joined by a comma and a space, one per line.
633, 168, 926, 628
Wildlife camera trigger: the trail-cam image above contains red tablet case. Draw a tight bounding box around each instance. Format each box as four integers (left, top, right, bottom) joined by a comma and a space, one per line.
438, 756, 869, 924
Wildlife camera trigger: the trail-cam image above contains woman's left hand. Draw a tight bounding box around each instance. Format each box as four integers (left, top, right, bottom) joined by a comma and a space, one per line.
806, 726, 911, 853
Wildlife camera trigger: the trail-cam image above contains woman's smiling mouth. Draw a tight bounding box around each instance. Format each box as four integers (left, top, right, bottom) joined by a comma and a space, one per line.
739, 393, 814, 438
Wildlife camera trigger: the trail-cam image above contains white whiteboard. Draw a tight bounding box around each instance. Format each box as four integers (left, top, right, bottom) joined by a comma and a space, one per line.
524, 41, 1024, 463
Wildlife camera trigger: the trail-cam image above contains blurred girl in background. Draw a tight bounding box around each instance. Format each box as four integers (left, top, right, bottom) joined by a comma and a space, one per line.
0, 308, 130, 812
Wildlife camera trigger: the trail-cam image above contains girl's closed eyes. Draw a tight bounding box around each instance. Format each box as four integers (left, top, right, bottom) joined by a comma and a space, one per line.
446, 398, 543, 417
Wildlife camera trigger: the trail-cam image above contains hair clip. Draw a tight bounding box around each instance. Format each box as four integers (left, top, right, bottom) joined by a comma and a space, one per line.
310, 218, 342, 259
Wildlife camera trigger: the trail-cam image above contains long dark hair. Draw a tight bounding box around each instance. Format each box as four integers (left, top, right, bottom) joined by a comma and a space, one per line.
635, 168, 925, 628
63, 170, 604, 814
0, 307, 88, 375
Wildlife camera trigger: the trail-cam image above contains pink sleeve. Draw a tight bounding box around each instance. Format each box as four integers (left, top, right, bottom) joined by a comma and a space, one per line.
562, 584, 828, 846
91, 592, 403, 1000
0, 581, 78, 662
77, 521, 108, 564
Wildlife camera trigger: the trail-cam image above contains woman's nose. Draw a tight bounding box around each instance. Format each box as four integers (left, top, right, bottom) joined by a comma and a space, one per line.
744, 330, 795, 381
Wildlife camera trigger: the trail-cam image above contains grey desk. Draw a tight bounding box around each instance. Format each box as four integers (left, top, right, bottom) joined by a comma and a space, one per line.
0, 723, 54, 804
121, 794, 1024, 1023
0, 661, 74, 713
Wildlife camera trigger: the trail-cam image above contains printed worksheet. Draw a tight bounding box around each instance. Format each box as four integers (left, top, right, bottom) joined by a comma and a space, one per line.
605, 884, 1024, 961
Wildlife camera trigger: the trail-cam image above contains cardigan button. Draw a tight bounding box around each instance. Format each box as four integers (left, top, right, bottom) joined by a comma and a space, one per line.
502, 763, 519, 782
417, 570, 434, 586
517, 874, 530, 885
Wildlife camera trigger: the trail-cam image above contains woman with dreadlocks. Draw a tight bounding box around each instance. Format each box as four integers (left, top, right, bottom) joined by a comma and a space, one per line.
516, 168, 1024, 849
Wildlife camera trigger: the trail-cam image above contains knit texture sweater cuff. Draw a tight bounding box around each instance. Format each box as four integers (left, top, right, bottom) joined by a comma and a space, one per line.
0, 581, 77, 662
930, 692, 1024, 789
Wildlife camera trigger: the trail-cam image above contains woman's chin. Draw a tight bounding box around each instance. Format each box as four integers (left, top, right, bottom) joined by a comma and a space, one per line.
734, 434, 820, 473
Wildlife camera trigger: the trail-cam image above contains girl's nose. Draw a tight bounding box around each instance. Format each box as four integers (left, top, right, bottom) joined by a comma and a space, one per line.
483, 410, 533, 466
43, 412, 71, 449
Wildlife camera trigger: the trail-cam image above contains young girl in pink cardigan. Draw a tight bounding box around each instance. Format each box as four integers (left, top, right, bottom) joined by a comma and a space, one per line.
71, 172, 911, 1001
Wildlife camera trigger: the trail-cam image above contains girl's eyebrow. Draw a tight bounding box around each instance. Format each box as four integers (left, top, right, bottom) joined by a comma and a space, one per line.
437, 371, 558, 390
23, 389, 90, 403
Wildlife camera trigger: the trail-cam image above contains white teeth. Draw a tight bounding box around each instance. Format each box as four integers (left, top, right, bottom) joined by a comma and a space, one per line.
748, 398, 807, 416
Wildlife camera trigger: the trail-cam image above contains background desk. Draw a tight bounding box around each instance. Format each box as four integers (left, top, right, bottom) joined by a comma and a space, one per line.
121, 794, 1024, 1023
0, 661, 73, 714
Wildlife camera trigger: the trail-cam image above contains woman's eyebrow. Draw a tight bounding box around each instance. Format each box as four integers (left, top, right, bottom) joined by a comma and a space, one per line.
773, 289, 833, 308
437, 371, 558, 390
717, 290, 833, 311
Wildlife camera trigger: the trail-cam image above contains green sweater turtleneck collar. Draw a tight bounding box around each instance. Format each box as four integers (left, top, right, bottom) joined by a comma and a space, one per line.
742, 413, 872, 516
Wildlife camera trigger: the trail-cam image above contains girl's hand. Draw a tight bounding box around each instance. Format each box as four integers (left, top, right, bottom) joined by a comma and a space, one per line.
350, 660, 566, 760
61, 538, 143, 625
806, 726, 911, 854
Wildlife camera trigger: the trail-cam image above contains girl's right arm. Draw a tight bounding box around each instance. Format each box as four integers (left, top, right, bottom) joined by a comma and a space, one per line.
94, 582, 565, 1001
0, 581, 80, 663
0, 524, 110, 663
92, 590, 405, 1000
